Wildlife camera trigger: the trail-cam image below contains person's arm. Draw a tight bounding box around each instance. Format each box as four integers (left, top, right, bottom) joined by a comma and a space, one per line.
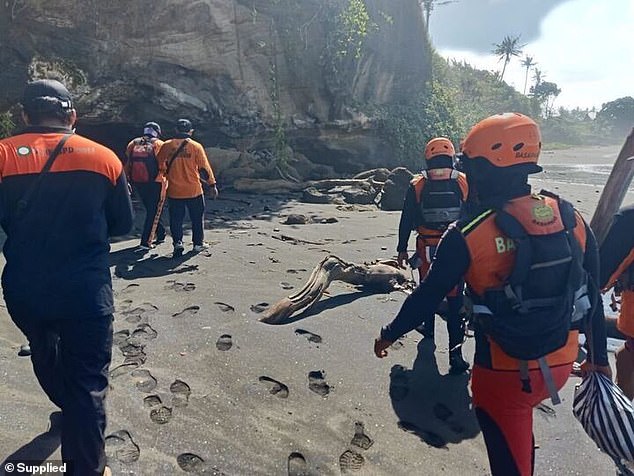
599, 206, 634, 288
376, 227, 470, 356
106, 171, 134, 237
397, 186, 417, 266
196, 145, 217, 198
582, 221, 611, 372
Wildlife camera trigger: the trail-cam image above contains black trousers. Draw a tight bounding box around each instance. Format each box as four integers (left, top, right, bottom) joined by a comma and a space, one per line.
11, 313, 113, 476
168, 195, 205, 246
134, 182, 166, 246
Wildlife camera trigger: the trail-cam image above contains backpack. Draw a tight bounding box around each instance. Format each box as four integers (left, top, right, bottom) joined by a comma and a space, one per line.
128, 137, 159, 183
476, 192, 591, 361
418, 169, 463, 230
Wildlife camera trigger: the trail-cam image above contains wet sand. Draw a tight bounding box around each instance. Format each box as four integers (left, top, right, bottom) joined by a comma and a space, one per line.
0, 145, 624, 475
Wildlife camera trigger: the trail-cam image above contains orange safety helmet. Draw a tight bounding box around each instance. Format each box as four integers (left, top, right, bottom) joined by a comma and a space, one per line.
425, 137, 455, 160
460, 113, 542, 169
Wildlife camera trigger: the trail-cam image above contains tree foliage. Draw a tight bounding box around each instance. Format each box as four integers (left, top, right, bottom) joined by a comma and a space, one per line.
596, 97, 634, 138
0, 111, 15, 139
492, 35, 525, 81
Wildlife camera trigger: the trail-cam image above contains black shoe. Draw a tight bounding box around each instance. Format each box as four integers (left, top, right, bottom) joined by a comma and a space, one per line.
154, 230, 166, 245
449, 350, 469, 374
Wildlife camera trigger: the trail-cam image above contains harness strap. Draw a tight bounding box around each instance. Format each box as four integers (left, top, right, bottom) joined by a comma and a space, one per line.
538, 357, 562, 405
519, 361, 532, 393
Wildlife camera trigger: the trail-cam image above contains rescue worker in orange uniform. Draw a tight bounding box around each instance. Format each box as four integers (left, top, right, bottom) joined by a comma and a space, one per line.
124, 121, 166, 251
375, 113, 611, 476
600, 205, 634, 399
0, 79, 133, 476
396, 137, 469, 373
156, 119, 217, 257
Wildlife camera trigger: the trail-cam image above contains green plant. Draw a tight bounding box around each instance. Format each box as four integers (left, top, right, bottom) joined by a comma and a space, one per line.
0, 111, 15, 139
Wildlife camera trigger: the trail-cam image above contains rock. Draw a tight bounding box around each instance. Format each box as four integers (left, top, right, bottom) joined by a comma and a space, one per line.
353, 168, 391, 182
301, 187, 333, 204
342, 188, 377, 205
321, 217, 339, 224
379, 167, 414, 211
283, 214, 310, 225
18, 344, 31, 357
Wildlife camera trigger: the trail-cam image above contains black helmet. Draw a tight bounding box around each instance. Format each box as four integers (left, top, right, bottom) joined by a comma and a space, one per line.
176, 118, 193, 133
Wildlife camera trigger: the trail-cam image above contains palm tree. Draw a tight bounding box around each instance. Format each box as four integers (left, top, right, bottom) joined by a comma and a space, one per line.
420, 0, 458, 29
521, 55, 536, 95
491, 35, 525, 82
532, 68, 544, 91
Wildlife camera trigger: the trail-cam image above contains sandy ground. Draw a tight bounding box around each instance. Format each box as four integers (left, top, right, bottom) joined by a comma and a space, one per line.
0, 145, 626, 475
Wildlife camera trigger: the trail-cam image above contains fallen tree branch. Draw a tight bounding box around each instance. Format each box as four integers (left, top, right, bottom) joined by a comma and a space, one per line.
260, 255, 413, 324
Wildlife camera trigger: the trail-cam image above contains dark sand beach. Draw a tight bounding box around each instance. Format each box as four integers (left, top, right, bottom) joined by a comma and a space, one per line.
0, 145, 625, 475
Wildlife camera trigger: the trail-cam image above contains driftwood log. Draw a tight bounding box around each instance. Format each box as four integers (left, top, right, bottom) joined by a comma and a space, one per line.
260, 255, 413, 325
590, 128, 634, 245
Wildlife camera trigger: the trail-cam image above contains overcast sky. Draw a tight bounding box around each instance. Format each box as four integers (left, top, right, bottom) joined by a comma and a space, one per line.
429, 0, 634, 110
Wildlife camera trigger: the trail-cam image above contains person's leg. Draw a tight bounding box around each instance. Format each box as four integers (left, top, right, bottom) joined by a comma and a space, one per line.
58, 315, 113, 476
414, 237, 436, 338
168, 198, 186, 246
447, 288, 469, 373
471, 364, 571, 476
148, 181, 167, 244
187, 194, 205, 246
616, 338, 634, 400
135, 183, 154, 247
10, 315, 65, 408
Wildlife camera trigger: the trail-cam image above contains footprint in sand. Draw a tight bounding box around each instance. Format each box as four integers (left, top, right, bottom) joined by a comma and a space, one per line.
170, 379, 191, 407
143, 395, 162, 407
105, 430, 140, 463
166, 280, 197, 292
131, 323, 158, 342
150, 406, 173, 425
286, 269, 307, 274
250, 302, 270, 313
536, 402, 557, 419
118, 341, 145, 358
172, 306, 200, 318
121, 303, 158, 324
120, 283, 140, 295
287, 452, 308, 476
214, 302, 235, 313
216, 334, 233, 351
308, 370, 330, 397
295, 329, 322, 344
123, 351, 147, 367
113, 330, 130, 346
350, 421, 374, 450
339, 450, 364, 473
130, 369, 157, 393
280, 282, 294, 290
258, 376, 289, 399
110, 362, 140, 378
176, 453, 206, 473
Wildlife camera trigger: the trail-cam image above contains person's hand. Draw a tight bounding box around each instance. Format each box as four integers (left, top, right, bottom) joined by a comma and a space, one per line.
374, 337, 393, 358
207, 185, 218, 200
397, 252, 408, 269
580, 360, 613, 380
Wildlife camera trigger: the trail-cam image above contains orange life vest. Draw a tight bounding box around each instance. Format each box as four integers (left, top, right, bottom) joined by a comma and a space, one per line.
605, 248, 634, 338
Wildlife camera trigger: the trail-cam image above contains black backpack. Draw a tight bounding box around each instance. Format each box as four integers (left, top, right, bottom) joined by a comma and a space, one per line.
476, 193, 591, 362
128, 137, 159, 183
418, 169, 463, 230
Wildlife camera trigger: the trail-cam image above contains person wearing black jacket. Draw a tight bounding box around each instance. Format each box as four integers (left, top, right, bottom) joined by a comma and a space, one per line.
0, 79, 133, 476
599, 205, 634, 399
375, 113, 610, 476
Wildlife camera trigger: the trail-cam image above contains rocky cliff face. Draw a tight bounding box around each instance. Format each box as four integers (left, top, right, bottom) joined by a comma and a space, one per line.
0, 0, 431, 174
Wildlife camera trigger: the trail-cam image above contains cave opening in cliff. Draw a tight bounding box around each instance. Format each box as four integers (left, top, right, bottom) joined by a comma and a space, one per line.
75, 122, 138, 160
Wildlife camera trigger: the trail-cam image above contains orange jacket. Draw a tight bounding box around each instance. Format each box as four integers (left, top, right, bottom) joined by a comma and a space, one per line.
156, 137, 216, 199
462, 194, 586, 370
411, 169, 468, 243
604, 248, 634, 337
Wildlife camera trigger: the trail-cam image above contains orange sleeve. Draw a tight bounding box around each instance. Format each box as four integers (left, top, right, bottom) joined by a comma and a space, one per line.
156, 140, 172, 176
196, 144, 216, 185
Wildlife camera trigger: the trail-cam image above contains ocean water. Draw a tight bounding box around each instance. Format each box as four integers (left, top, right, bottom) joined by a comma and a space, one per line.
536, 164, 614, 188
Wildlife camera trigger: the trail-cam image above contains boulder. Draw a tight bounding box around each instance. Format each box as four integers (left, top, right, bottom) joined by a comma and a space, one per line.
379, 167, 414, 211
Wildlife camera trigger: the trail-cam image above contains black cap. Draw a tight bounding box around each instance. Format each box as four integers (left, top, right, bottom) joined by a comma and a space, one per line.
21, 79, 73, 110
176, 118, 193, 133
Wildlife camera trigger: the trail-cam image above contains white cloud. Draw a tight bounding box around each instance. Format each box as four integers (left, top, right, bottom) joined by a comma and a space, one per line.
437, 0, 634, 110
